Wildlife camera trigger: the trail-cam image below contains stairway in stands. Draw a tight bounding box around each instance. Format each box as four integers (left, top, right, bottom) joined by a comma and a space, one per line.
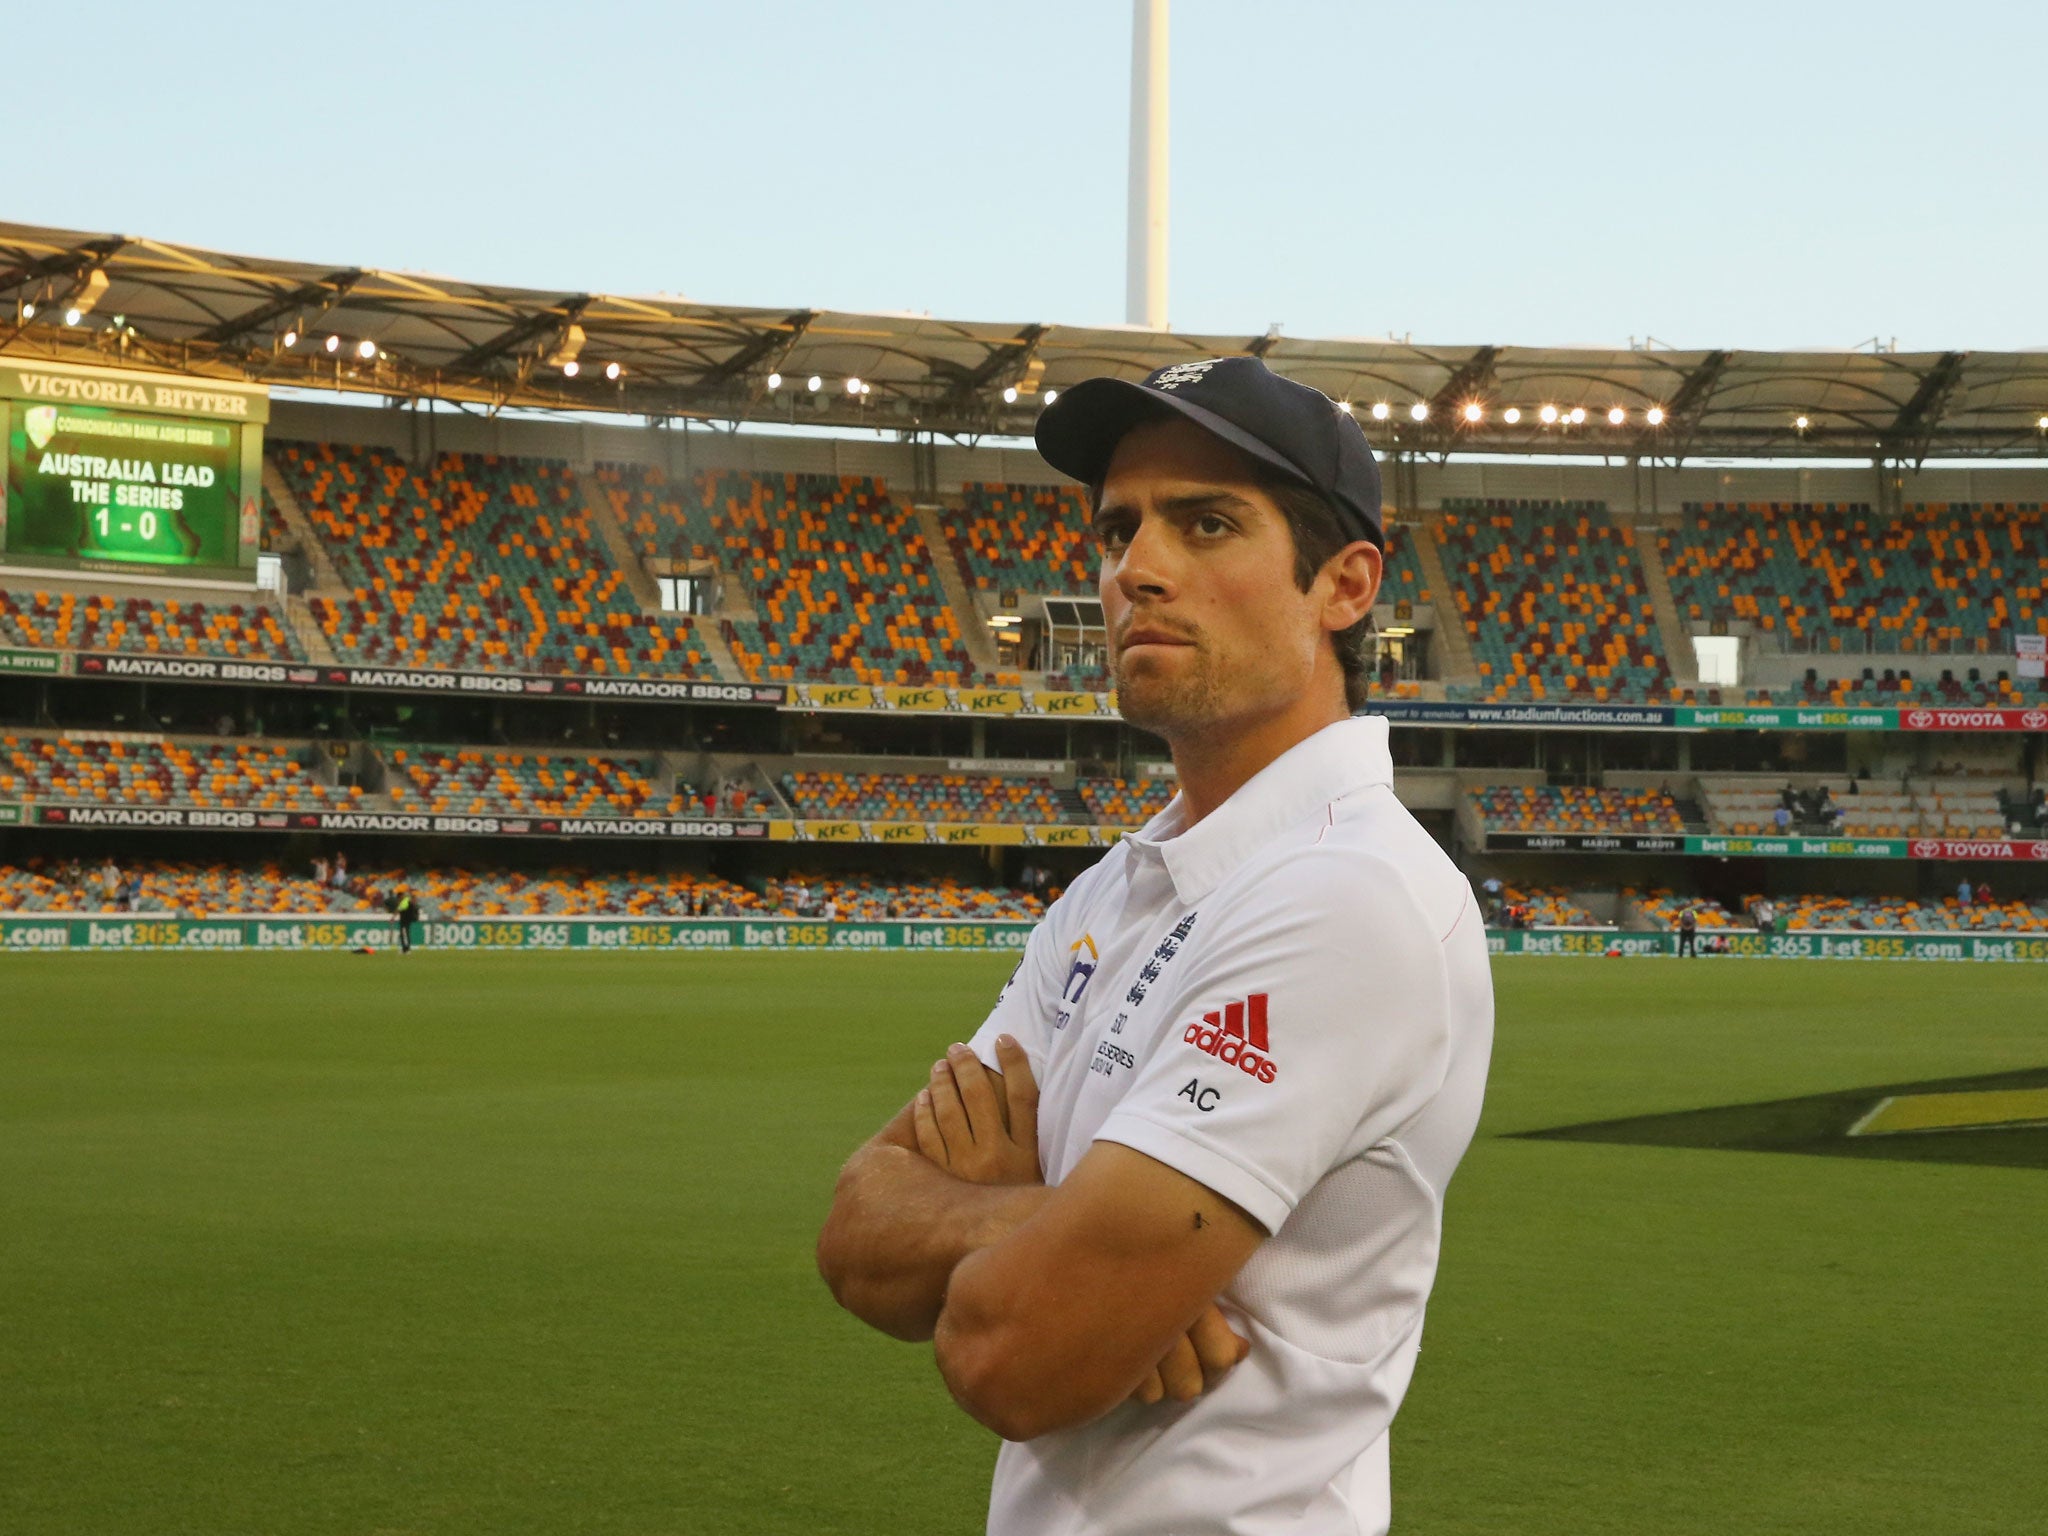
1409, 515, 1481, 688
578, 467, 746, 683
911, 499, 1001, 676
1618, 507, 1697, 687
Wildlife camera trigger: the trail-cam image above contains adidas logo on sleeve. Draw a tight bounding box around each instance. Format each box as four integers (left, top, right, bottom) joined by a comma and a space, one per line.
1181, 992, 1277, 1083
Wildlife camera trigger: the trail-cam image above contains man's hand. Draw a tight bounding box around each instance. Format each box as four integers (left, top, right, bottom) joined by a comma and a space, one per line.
913, 1035, 1041, 1186
1128, 1302, 1249, 1405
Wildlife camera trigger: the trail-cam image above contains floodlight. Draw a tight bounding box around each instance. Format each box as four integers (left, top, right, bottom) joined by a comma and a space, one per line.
1795, 415, 1810, 430
1502, 406, 1521, 425
1568, 406, 1587, 425
1042, 388, 1058, 404
766, 372, 782, 390
1539, 404, 1558, 424
282, 329, 298, 349
562, 360, 579, 377
1607, 406, 1626, 426
1462, 402, 1483, 423
1003, 387, 1019, 404
541, 323, 586, 373
325, 334, 341, 353
846, 376, 863, 395
1371, 402, 1391, 421
605, 361, 622, 381
2038, 415, 2048, 431
62, 269, 109, 328
357, 339, 378, 360
1645, 406, 1666, 426
807, 375, 823, 392
1409, 401, 1429, 422
19, 301, 33, 320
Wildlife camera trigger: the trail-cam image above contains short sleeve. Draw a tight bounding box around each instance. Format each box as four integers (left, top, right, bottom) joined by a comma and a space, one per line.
1091, 853, 1450, 1234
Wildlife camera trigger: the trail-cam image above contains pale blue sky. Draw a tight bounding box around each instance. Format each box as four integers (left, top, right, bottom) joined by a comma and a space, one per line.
9, 1, 2045, 351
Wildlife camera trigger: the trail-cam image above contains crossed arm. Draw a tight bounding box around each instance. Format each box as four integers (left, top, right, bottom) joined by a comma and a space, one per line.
816, 1036, 1264, 1442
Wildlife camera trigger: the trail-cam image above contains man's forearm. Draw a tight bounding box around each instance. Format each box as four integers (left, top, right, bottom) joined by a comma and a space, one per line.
817, 1140, 1050, 1342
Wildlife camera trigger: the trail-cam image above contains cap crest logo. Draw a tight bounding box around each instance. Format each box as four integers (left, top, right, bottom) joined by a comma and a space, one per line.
1152, 359, 1223, 392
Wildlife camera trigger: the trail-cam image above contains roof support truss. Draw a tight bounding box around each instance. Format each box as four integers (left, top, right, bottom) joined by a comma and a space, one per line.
191, 269, 362, 346
442, 296, 591, 377
0, 236, 126, 296
1881, 351, 1966, 467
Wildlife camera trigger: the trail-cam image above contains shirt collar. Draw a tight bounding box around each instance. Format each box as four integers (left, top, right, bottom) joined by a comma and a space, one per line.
1125, 714, 1395, 905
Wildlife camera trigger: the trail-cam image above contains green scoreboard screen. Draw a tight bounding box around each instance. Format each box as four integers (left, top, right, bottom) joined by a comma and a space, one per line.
0, 360, 267, 579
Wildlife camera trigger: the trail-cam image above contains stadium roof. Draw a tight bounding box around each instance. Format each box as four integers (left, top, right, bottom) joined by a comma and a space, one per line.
6, 220, 2048, 463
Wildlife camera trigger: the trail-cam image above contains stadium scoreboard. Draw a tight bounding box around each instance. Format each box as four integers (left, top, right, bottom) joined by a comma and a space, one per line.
1, 359, 267, 581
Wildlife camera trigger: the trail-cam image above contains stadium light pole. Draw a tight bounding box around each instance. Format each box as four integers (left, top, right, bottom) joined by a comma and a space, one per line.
1126, 0, 1169, 330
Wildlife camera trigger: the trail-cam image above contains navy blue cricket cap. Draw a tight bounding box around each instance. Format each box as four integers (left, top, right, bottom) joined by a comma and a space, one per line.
1034, 355, 1384, 549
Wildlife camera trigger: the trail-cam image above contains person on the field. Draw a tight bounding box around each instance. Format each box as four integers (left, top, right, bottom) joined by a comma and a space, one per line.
1678, 904, 1698, 957
388, 887, 421, 954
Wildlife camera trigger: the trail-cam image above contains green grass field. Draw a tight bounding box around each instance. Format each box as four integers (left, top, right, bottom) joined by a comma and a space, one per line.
4, 954, 2044, 1535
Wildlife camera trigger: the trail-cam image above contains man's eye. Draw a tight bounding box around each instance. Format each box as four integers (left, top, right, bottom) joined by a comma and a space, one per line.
1097, 523, 1133, 549
1195, 513, 1231, 536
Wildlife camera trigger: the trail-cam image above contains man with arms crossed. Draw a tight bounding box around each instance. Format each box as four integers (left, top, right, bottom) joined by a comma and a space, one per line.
817, 358, 1494, 1535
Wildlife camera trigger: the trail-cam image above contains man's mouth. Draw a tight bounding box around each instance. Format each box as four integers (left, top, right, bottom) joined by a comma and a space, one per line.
1118, 626, 1195, 653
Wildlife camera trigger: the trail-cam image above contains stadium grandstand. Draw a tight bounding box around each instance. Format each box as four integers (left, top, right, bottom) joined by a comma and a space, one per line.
0, 218, 2044, 954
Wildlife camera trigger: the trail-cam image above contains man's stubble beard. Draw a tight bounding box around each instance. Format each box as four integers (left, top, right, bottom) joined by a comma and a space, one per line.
1113, 642, 1228, 741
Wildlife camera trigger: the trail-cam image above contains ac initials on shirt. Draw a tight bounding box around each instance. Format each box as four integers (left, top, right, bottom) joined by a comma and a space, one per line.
1181, 993, 1278, 1084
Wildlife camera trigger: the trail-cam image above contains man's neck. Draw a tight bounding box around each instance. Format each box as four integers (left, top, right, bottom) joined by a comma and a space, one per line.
1166, 695, 1349, 827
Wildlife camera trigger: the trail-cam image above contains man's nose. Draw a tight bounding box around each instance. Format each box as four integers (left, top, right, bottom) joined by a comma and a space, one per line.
1113, 516, 1178, 604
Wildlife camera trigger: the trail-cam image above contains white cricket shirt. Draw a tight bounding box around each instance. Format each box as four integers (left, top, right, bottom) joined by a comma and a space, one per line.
967, 714, 1493, 1536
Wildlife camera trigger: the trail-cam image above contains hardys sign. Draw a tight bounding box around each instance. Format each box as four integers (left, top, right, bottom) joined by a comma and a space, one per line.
0, 915, 1038, 952
1488, 928, 2048, 962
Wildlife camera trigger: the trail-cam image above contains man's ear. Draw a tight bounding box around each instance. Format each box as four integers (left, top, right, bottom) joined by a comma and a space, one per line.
1320, 540, 1383, 634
